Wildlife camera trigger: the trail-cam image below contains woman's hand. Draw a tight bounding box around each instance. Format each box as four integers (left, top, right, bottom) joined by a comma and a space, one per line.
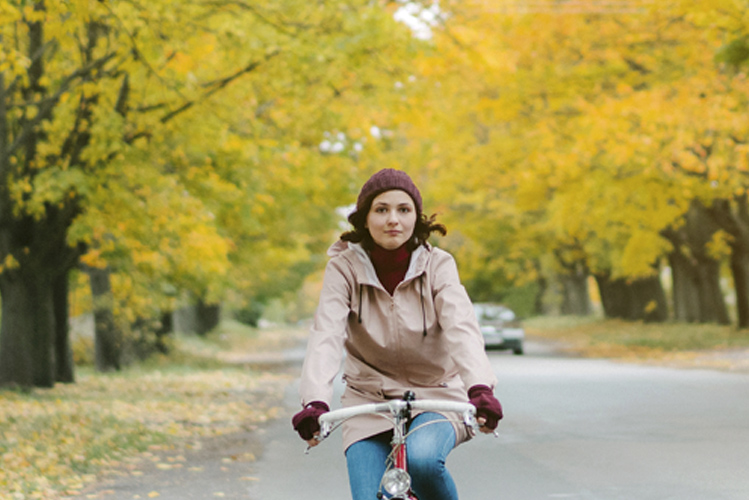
468, 385, 503, 432
476, 416, 497, 434
306, 433, 321, 447
292, 401, 330, 443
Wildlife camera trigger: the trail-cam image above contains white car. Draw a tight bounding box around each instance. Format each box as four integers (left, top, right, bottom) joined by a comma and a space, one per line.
473, 303, 525, 355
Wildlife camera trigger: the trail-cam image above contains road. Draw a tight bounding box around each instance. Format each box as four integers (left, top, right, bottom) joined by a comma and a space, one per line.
250, 340, 749, 500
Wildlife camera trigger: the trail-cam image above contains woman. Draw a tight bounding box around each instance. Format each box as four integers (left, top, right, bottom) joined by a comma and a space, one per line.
292, 168, 502, 500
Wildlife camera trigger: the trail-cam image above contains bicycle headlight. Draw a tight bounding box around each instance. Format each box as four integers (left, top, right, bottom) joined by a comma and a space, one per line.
382, 468, 411, 497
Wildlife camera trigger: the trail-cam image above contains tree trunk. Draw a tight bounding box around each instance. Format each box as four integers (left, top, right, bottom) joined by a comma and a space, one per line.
594, 273, 615, 318
0, 271, 56, 388
155, 310, 173, 354
0, 2, 82, 388
196, 298, 220, 336
0, 224, 80, 387
686, 201, 731, 325
532, 260, 547, 315
553, 247, 591, 316
668, 247, 728, 324
708, 196, 749, 329
596, 274, 635, 319
694, 256, 730, 325
595, 273, 667, 322
86, 266, 122, 372
668, 251, 701, 323
731, 250, 749, 329
53, 272, 75, 383
632, 275, 669, 323
662, 200, 730, 325
534, 274, 548, 316
559, 270, 590, 316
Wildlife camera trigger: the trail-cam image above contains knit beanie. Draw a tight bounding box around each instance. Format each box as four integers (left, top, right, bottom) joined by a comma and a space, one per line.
356, 169, 423, 214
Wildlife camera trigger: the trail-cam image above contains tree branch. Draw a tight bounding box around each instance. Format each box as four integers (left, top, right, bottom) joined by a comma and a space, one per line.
99, 0, 191, 103
669, 160, 708, 180
159, 50, 280, 124
202, 0, 301, 36
6, 52, 118, 158
707, 196, 749, 247
623, 57, 652, 75
115, 73, 130, 117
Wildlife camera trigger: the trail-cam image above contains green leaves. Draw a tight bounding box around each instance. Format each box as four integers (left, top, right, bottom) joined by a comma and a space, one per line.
715, 36, 749, 69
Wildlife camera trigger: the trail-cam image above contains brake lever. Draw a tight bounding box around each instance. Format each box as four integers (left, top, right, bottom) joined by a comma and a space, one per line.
304, 427, 328, 454
464, 411, 480, 435
467, 410, 500, 438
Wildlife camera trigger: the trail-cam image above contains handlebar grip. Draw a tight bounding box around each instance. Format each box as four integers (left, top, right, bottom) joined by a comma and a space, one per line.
319, 401, 394, 424
409, 400, 476, 414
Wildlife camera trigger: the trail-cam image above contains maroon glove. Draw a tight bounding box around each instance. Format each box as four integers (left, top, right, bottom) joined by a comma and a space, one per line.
468, 385, 503, 430
292, 401, 330, 440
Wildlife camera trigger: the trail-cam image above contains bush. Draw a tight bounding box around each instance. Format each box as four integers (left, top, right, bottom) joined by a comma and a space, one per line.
71, 335, 94, 366
233, 302, 264, 327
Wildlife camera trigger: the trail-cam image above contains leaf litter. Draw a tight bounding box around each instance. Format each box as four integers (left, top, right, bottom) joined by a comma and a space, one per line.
0, 325, 304, 500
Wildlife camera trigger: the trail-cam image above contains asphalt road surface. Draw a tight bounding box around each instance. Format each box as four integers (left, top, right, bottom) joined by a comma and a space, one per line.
250, 340, 749, 500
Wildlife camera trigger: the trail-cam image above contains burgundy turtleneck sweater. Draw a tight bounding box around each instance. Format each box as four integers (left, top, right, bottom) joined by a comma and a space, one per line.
369, 243, 411, 295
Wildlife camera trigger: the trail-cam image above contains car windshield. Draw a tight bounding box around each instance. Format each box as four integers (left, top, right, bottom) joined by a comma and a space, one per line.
474, 304, 515, 322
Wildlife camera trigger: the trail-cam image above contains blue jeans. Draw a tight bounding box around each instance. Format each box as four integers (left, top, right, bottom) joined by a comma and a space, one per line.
345, 412, 458, 500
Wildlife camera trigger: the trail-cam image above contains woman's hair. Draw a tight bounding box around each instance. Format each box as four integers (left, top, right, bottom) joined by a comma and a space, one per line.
340, 193, 447, 251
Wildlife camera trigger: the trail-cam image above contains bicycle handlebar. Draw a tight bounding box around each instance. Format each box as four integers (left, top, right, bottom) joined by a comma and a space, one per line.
319, 399, 475, 424
317, 399, 477, 441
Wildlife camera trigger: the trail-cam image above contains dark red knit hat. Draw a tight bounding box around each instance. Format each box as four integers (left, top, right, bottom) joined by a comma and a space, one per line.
356, 169, 422, 213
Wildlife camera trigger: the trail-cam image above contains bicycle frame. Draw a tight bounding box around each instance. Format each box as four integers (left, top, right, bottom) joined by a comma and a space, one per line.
315, 392, 477, 500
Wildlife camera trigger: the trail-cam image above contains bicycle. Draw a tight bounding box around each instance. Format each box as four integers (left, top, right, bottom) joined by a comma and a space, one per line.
309, 391, 480, 500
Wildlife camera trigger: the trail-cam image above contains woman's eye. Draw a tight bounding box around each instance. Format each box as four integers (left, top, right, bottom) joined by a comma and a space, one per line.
399, 207, 411, 213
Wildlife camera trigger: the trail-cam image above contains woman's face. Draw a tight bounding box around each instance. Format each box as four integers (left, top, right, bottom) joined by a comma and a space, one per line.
366, 190, 417, 250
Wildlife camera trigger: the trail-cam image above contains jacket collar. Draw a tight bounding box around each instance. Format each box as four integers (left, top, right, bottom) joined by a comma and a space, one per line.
328, 240, 430, 287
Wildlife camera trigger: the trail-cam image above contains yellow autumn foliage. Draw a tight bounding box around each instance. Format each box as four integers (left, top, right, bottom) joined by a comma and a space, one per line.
367, 0, 749, 299
2, 0, 425, 353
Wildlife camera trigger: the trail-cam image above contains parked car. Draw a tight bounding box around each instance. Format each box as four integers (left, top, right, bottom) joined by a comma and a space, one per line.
473, 303, 525, 355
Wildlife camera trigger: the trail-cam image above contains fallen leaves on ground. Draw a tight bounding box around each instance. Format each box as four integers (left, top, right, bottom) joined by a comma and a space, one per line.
525, 317, 749, 372
0, 325, 299, 500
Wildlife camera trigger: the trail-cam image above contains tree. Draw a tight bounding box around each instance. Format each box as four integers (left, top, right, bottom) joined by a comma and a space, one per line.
0, 0, 423, 387
364, 0, 749, 324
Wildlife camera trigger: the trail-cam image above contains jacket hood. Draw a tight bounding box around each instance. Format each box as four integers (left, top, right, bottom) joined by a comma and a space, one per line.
327, 240, 430, 288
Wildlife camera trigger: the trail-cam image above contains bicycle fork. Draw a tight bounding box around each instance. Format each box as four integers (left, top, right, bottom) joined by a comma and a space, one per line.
377, 440, 417, 499
395, 440, 418, 500
378, 400, 418, 499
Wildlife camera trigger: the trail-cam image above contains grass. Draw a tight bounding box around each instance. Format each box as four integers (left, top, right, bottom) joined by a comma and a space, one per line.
525, 315, 749, 362
0, 321, 304, 500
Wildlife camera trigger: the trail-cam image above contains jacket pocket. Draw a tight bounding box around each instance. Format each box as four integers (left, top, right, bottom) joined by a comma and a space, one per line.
342, 373, 384, 399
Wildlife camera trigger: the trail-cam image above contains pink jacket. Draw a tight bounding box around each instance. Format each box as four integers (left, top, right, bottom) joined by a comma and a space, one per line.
299, 240, 498, 451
